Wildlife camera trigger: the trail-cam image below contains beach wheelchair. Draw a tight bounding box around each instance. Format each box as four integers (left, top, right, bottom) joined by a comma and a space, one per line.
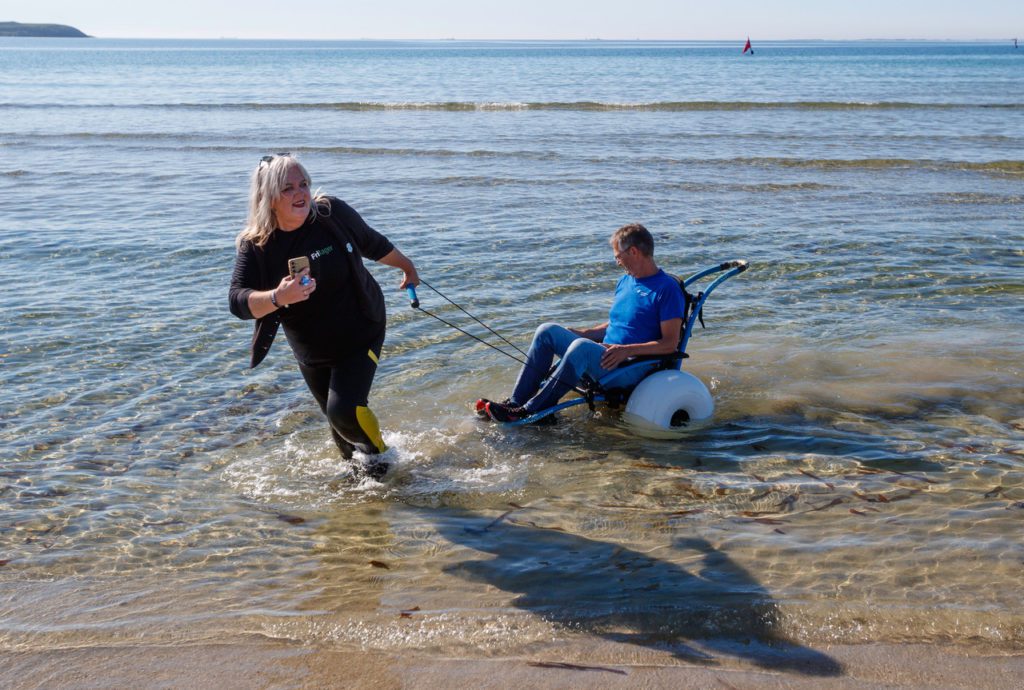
504, 260, 748, 434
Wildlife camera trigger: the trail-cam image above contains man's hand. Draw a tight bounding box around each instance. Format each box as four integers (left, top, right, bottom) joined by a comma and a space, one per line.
570, 323, 608, 342
600, 343, 632, 370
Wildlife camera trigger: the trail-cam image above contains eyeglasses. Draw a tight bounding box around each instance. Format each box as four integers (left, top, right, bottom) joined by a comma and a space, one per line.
259, 152, 291, 167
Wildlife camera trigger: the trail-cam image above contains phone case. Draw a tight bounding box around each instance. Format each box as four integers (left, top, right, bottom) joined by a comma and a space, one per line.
288, 256, 310, 278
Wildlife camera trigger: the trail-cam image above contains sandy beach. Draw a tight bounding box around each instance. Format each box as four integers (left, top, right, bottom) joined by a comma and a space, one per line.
3, 640, 1022, 689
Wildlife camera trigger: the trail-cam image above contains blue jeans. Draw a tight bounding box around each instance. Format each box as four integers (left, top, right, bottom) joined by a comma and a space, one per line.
510, 323, 650, 413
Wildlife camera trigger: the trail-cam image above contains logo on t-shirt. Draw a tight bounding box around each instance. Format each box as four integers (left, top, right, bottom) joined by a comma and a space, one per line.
309, 245, 335, 261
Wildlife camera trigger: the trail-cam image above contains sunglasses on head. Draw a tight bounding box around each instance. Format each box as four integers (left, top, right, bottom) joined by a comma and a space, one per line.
259, 152, 291, 166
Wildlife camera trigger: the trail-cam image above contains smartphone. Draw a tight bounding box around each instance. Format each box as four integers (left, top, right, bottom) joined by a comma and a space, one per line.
287, 256, 310, 279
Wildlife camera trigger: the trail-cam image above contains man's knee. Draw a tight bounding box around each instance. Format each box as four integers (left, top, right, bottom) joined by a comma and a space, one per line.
534, 322, 560, 341
563, 337, 592, 358
563, 338, 603, 374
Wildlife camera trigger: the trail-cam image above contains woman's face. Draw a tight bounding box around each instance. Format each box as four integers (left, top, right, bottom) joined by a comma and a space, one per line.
271, 165, 312, 231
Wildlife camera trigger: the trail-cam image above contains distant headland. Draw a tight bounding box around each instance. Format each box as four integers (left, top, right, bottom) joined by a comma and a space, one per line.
0, 22, 89, 38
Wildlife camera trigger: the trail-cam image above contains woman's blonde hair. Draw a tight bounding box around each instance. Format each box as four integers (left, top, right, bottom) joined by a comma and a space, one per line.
235, 154, 330, 249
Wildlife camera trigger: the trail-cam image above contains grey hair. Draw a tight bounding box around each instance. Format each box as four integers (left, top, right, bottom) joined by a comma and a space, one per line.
235, 154, 329, 249
610, 223, 654, 257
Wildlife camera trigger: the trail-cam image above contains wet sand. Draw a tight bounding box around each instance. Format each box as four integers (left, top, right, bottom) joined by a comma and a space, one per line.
3, 640, 1021, 689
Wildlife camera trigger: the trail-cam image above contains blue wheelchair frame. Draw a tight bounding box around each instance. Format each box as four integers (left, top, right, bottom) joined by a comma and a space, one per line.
503, 259, 749, 426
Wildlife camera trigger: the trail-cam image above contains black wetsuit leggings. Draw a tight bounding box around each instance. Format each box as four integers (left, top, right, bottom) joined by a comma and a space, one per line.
296, 329, 386, 458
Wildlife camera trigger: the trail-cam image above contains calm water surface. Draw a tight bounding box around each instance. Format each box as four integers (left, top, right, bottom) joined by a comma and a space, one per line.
1, 39, 1022, 672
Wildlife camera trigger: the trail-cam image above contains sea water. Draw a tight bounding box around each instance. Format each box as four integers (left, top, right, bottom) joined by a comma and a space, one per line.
1, 39, 1022, 671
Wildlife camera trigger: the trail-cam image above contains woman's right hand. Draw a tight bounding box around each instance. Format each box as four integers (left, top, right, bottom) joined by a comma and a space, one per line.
275, 269, 316, 307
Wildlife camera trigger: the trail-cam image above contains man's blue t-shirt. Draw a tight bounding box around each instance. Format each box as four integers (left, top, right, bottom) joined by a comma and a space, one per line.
603, 269, 685, 345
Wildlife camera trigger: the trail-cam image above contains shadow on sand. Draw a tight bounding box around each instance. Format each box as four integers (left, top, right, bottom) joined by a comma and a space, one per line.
427, 507, 842, 676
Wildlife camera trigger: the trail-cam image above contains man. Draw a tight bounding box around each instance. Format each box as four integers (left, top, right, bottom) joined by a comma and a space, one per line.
480, 223, 685, 423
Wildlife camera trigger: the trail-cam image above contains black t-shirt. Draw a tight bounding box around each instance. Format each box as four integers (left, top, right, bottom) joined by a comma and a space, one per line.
229, 199, 394, 367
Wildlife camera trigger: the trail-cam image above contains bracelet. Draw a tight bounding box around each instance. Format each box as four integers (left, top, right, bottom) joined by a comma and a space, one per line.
269, 290, 280, 308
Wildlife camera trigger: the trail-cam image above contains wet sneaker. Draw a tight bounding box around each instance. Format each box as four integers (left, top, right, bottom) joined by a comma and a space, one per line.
359, 459, 389, 481
485, 401, 529, 423
329, 460, 386, 489
475, 398, 513, 418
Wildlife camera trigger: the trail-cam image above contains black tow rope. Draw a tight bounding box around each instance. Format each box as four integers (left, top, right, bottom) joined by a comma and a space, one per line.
406, 281, 528, 366
405, 281, 589, 397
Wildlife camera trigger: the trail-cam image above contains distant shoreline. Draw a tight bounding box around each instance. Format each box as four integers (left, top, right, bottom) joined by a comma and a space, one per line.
0, 31, 1015, 42
0, 22, 89, 38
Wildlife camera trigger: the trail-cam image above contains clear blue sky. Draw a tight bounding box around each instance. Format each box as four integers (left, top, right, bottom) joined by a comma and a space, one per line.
7, 0, 1022, 40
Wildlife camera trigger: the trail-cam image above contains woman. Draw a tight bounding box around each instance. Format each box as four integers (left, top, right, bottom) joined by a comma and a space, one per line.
229, 154, 418, 479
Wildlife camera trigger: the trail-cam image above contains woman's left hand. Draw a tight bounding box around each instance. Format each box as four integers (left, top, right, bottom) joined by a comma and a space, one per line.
377, 248, 419, 289
399, 268, 420, 290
